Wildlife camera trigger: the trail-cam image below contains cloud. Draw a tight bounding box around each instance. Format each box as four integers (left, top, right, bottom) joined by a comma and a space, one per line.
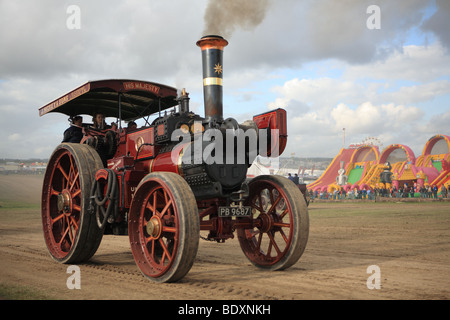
343, 44, 450, 82
0, 1, 206, 81
282, 101, 428, 157
331, 102, 424, 134
0, 0, 439, 81
8, 133, 21, 141
418, 109, 450, 135
267, 39, 450, 157
268, 44, 450, 115
269, 78, 365, 113
421, 0, 450, 50
0, 76, 79, 158
224, 0, 432, 73
381, 80, 450, 105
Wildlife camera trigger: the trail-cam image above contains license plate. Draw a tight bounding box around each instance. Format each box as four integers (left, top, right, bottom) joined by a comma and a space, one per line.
218, 206, 252, 217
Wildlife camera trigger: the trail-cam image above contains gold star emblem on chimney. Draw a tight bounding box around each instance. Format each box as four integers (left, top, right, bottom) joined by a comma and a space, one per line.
214, 63, 223, 74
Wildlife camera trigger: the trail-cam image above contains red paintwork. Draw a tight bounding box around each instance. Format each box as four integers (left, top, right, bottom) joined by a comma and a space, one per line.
126, 128, 154, 159
253, 108, 287, 156
150, 143, 185, 175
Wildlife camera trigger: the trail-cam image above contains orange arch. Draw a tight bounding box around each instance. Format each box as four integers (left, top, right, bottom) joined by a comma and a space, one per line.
379, 144, 416, 165
422, 134, 450, 156
349, 145, 380, 164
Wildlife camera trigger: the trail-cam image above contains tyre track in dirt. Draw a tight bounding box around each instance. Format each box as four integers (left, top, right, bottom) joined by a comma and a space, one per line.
2, 218, 450, 300
0, 236, 280, 300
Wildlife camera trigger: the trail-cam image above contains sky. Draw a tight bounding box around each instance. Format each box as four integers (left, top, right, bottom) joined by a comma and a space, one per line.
0, 0, 449, 159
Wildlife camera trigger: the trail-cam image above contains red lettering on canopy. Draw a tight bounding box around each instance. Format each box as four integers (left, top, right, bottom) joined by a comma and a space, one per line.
123, 81, 160, 95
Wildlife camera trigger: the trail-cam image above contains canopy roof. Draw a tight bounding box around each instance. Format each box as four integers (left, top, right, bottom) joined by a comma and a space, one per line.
38, 79, 179, 121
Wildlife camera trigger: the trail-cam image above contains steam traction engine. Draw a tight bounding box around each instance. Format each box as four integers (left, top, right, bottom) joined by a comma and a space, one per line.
39, 36, 309, 282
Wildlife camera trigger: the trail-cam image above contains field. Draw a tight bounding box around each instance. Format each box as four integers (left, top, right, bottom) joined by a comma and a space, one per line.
0, 174, 449, 300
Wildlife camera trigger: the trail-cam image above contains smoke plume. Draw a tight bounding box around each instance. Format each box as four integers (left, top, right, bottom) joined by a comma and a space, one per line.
203, 0, 271, 38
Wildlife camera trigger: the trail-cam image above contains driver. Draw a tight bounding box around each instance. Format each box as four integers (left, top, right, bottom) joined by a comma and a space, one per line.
92, 112, 111, 130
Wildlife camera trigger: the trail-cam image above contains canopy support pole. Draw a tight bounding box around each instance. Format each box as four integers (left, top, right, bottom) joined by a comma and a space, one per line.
118, 92, 122, 130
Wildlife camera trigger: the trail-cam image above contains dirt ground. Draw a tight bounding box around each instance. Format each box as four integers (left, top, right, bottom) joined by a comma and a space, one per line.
0, 174, 449, 300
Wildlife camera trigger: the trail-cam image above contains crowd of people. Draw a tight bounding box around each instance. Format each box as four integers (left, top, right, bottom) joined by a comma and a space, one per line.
309, 183, 450, 201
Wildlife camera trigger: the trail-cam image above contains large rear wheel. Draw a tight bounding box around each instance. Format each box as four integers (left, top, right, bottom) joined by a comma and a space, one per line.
41, 143, 104, 263
237, 175, 309, 270
128, 172, 199, 283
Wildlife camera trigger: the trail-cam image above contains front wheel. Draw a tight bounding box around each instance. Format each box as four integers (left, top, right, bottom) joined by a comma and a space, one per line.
237, 175, 309, 270
128, 172, 199, 283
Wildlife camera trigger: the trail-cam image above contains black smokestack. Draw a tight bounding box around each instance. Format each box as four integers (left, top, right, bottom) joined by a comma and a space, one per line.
196, 35, 228, 124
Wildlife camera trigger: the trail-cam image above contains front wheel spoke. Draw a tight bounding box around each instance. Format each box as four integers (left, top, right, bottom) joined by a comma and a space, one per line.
145, 201, 154, 213
150, 238, 155, 255
268, 188, 276, 204
279, 228, 289, 245
258, 193, 264, 210
66, 216, 75, 242
68, 155, 75, 182
266, 236, 273, 256
159, 199, 173, 218
247, 228, 260, 240
149, 239, 155, 259
162, 226, 176, 233
267, 231, 281, 255
72, 203, 81, 212
146, 192, 161, 216
273, 221, 290, 228
158, 238, 172, 263
250, 202, 264, 214
69, 216, 79, 233
144, 234, 152, 245
257, 232, 263, 251
162, 188, 169, 208
59, 217, 71, 246
72, 188, 81, 198
57, 163, 70, 187
50, 187, 60, 196
279, 208, 289, 219
267, 195, 281, 215
51, 213, 65, 224
152, 192, 157, 214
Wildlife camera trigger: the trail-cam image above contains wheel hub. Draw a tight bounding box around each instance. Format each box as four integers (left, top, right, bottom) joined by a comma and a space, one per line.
258, 213, 274, 233
57, 190, 72, 215
146, 216, 162, 239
